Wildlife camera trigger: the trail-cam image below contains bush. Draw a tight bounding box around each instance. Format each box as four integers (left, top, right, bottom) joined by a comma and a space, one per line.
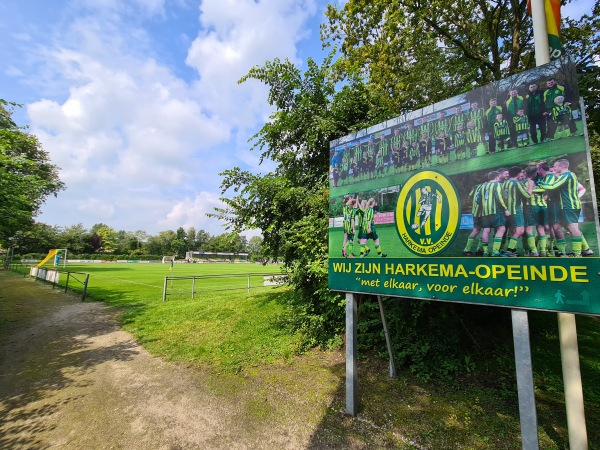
68, 253, 162, 261
357, 296, 513, 381
21, 253, 46, 260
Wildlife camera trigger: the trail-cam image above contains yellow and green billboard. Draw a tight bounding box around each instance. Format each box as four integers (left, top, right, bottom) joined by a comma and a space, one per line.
328, 59, 600, 315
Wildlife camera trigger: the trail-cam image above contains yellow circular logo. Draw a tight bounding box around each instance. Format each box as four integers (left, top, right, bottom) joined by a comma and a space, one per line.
395, 170, 461, 256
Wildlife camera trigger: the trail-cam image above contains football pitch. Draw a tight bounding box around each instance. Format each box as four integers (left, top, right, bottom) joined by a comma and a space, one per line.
41, 261, 284, 304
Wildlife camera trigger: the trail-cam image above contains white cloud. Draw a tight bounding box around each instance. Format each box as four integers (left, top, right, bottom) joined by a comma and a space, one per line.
77, 197, 116, 218
3, 0, 320, 235
158, 191, 226, 232
27, 46, 230, 187
186, 0, 317, 126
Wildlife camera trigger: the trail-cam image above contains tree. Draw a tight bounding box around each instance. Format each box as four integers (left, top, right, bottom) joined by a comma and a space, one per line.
186, 227, 197, 251
61, 223, 93, 254
171, 238, 186, 258
90, 233, 102, 253
247, 235, 263, 258
132, 230, 148, 254
90, 223, 110, 234
11, 222, 60, 255
212, 56, 392, 345
230, 233, 248, 253
157, 230, 177, 255
195, 229, 212, 251
144, 235, 164, 256
0, 100, 64, 241
96, 226, 118, 253
171, 227, 187, 257
563, 0, 600, 137
322, 1, 536, 114
321, 0, 600, 134
115, 230, 141, 254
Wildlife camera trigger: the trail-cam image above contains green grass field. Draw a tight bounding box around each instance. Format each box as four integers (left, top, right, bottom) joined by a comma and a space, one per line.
33, 261, 297, 373
56, 261, 285, 300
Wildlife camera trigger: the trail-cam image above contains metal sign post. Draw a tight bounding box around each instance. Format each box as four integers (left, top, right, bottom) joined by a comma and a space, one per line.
346, 293, 357, 416
558, 312, 588, 450
530, 1, 589, 448
512, 309, 540, 449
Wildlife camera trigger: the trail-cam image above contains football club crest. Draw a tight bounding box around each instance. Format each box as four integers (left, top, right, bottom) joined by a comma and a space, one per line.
395, 170, 460, 255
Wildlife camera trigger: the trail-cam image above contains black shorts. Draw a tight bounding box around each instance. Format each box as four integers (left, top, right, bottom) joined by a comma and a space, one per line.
481, 213, 506, 229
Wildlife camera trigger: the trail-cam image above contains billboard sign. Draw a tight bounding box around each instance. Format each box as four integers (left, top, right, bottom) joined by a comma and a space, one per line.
328, 58, 600, 315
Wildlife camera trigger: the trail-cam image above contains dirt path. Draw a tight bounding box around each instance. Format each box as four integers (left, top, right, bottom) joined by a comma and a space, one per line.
0, 272, 353, 449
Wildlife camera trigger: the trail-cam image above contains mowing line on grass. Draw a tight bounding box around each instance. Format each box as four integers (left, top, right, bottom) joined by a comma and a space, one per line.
91, 273, 163, 289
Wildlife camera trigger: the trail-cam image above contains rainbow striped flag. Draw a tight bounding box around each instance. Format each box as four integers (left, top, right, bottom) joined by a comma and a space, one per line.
528, 0, 563, 60
544, 0, 563, 60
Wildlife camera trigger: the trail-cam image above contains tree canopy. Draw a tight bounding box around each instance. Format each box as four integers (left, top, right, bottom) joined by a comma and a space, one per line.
0, 100, 64, 241
321, 0, 600, 133
6, 221, 256, 262
321, 0, 534, 113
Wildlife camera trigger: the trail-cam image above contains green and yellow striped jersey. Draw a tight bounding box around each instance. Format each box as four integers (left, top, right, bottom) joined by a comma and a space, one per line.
538, 171, 581, 210
503, 179, 531, 214
343, 204, 356, 234
362, 207, 374, 233
538, 173, 559, 203
480, 181, 508, 216
470, 183, 485, 217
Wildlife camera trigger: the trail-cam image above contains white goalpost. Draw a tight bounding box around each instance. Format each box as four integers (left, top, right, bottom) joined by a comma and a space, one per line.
37, 248, 68, 268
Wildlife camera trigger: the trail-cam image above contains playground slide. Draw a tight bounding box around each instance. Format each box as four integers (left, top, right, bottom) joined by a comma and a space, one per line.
37, 249, 59, 267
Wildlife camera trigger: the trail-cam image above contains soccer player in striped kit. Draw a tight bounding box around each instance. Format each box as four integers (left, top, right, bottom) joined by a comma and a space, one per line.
513, 109, 530, 147
502, 166, 532, 256
480, 171, 511, 256
538, 159, 588, 257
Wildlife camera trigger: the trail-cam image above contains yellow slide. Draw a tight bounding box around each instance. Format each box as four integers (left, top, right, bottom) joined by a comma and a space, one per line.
37, 249, 59, 267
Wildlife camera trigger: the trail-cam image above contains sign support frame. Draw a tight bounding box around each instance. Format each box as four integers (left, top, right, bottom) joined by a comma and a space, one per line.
334, 4, 596, 438
377, 295, 397, 378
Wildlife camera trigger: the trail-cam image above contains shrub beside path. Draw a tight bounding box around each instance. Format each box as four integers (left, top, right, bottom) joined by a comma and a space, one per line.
0, 271, 363, 449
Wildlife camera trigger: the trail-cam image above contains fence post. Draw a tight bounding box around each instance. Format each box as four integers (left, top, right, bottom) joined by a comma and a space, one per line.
247, 274, 251, 293
81, 274, 90, 301
163, 277, 168, 301
192, 277, 196, 300
65, 272, 70, 293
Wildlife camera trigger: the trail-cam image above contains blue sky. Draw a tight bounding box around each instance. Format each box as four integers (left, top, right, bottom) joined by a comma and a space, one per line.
1, 0, 325, 237
0, 0, 595, 237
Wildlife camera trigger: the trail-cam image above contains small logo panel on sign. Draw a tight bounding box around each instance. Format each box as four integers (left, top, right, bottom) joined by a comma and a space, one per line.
395, 170, 460, 256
